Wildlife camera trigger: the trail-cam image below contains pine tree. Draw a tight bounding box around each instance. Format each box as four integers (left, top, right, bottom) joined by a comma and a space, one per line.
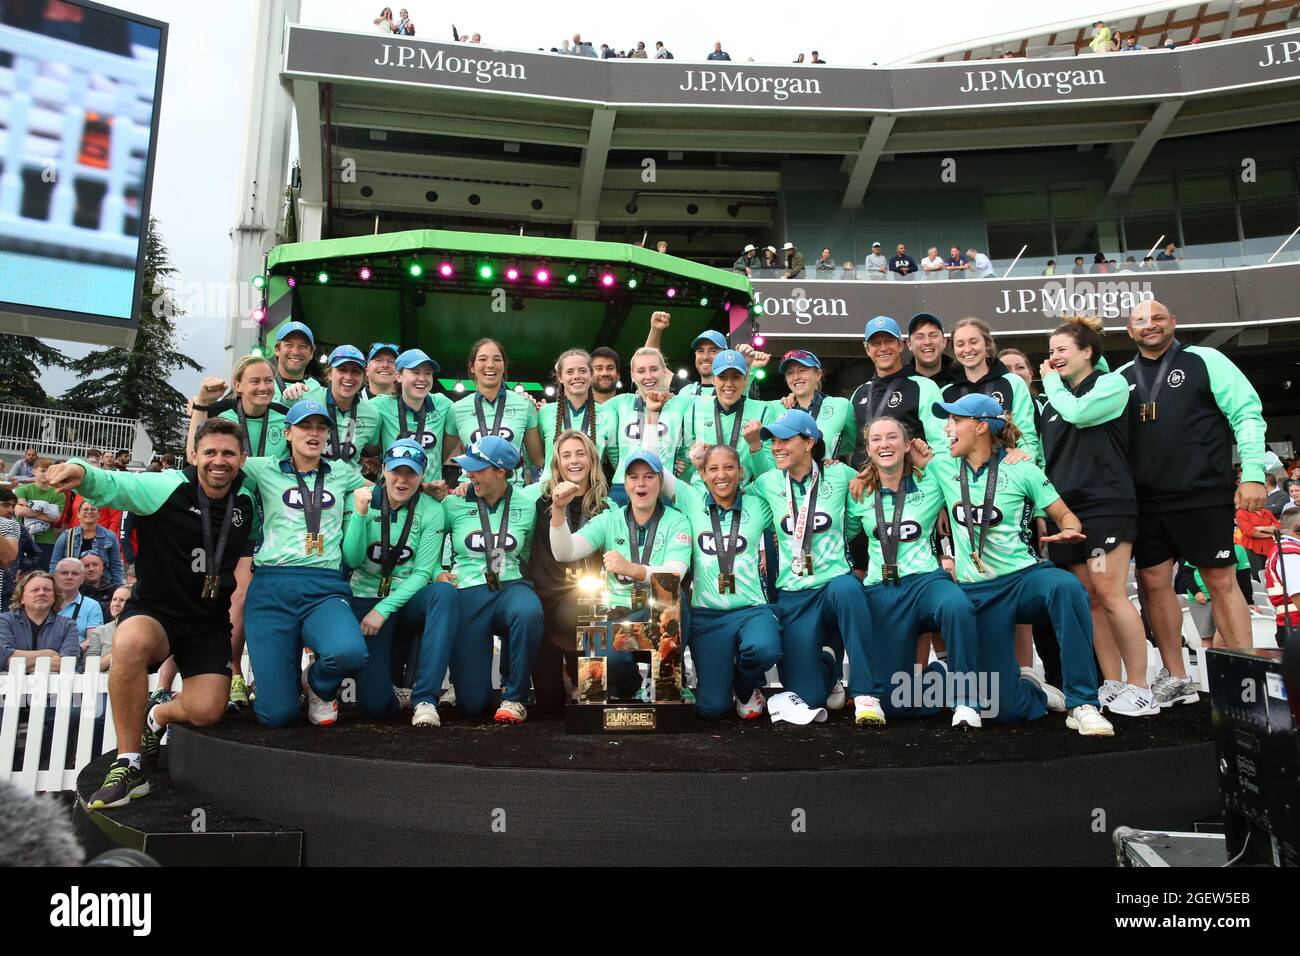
62, 218, 201, 452
0, 335, 68, 406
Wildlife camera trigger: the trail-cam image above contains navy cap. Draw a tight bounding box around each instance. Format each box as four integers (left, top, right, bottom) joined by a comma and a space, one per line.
621, 449, 664, 475
864, 315, 902, 342
779, 349, 821, 373
285, 399, 329, 426
761, 409, 821, 443
691, 330, 728, 352
453, 436, 520, 473
711, 349, 748, 377
908, 312, 944, 335
274, 321, 315, 346
395, 348, 440, 373
932, 393, 1006, 433
328, 345, 366, 369
384, 438, 428, 475
367, 342, 400, 362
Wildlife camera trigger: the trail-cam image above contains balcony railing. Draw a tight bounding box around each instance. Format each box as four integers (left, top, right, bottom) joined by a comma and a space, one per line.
0, 404, 151, 467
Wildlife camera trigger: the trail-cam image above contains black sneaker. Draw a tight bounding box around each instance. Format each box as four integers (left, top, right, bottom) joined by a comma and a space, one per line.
140, 722, 163, 770
87, 758, 150, 810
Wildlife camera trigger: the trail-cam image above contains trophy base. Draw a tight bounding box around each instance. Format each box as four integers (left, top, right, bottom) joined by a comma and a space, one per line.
564, 701, 696, 734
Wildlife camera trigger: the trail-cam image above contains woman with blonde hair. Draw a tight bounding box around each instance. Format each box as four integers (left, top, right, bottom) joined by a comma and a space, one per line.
942, 318, 1040, 464
537, 349, 612, 470
605, 345, 689, 505
525, 429, 612, 712
186, 354, 288, 463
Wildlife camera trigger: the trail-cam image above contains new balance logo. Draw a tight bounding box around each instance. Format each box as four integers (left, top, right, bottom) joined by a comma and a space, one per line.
1215, 550, 1232, 559
1104, 537, 1116, 545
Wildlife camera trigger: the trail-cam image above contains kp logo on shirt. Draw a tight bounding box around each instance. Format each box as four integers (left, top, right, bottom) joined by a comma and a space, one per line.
281, 488, 338, 509
367, 542, 414, 565
465, 531, 519, 552
469, 427, 515, 444
698, 532, 750, 554
778, 512, 832, 535
872, 520, 923, 543
327, 441, 358, 460
624, 421, 668, 440
404, 431, 438, 452
952, 504, 1004, 528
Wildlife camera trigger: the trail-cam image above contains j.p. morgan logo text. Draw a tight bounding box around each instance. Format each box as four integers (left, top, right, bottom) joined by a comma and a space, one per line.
1259, 39, 1300, 68
679, 70, 822, 102
995, 280, 1155, 319
757, 287, 848, 326
50, 887, 151, 936
959, 66, 1106, 96
374, 44, 526, 84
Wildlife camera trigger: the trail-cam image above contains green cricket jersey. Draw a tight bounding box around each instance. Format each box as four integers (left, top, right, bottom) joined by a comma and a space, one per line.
926, 451, 1061, 583
450, 389, 539, 484
241, 456, 369, 569
846, 469, 944, 586
14, 482, 65, 545
606, 392, 690, 483
787, 393, 859, 462
751, 461, 856, 592
671, 481, 772, 610
343, 489, 446, 619
209, 399, 288, 461
537, 398, 614, 470
370, 392, 455, 481
677, 381, 713, 399
573, 501, 692, 607
301, 385, 381, 482
442, 483, 542, 589
680, 394, 776, 486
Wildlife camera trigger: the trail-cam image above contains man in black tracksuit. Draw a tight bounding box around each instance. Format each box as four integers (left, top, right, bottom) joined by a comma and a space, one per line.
1115, 300, 1267, 676
848, 316, 947, 469
903, 312, 958, 390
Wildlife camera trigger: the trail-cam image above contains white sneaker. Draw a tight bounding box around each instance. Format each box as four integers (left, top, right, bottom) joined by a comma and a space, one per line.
1107, 684, 1159, 717
735, 688, 765, 720
438, 686, 457, 709
412, 701, 441, 727
1020, 666, 1066, 712
1066, 704, 1115, 736
826, 682, 846, 711
494, 699, 527, 724
853, 695, 886, 726
951, 705, 982, 729
393, 687, 413, 710
1098, 679, 1125, 710
301, 669, 337, 727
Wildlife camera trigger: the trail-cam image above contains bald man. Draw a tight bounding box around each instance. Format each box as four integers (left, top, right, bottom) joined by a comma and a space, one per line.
54, 557, 104, 641
1115, 300, 1267, 707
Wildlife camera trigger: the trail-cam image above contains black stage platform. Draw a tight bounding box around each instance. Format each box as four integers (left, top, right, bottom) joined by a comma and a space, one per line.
78, 701, 1223, 866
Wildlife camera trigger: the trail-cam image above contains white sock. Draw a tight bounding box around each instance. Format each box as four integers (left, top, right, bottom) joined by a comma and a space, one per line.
146, 705, 164, 734
118, 752, 141, 770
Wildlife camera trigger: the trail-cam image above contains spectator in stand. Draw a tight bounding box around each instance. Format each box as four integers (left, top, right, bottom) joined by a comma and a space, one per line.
14, 459, 65, 571
48, 498, 123, 585
811, 51, 826, 63
1089, 252, 1109, 274
114, 449, 130, 470
599, 43, 616, 59
53, 557, 103, 641
782, 241, 806, 279
632, 41, 648, 58
1089, 21, 1112, 54
1, 489, 42, 612
864, 241, 889, 280
1238, 501, 1280, 575
0, 496, 16, 571
83, 584, 132, 671
841, 260, 857, 278
655, 41, 673, 59
394, 8, 414, 36
920, 246, 945, 279
965, 247, 994, 278
1121, 35, 1145, 52
1289, 482, 1300, 510
734, 244, 760, 275
558, 38, 570, 54
1042, 259, 1057, 276
793, 53, 805, 63
573, 34, 597, 58
944, 246, 968, 278
707, 41, 731, 61
11, 448, 37, 480
79, 552, 116, 616
1266, 474, 1290, 517
1070, 256, 1086, 274
373, 7, 394, 33
1119, 256, 1138, 272
655, 240, 668, 254
1156, 241, 1179, 270
470, 33, 482, 43
761, 245, 780, 273
815, 246, 836, 275
0, 571, 80, 674
83, 449, 102, 469
889, 243, 918, 280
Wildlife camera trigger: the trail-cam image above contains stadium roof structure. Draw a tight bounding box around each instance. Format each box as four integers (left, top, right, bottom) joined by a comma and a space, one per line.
260, 229, 754, 384
895, 0, 1300, 63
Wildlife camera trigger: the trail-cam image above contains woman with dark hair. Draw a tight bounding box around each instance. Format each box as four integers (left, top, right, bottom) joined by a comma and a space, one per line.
942, 318, 1040, 464
1038, 317, 1155, 717
449, 338, 544, 485
537, 349, 612, 469
775, 349, 859, 462
925, 393, 1113, 735
371, 348, 455, 491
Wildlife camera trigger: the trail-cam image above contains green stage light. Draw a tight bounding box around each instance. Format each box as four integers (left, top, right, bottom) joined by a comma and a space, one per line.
251, 274, 266, 290
699, 296, 709, 307
316, 270, 329, 284
409, 261, 423, 278
478, 263, 494, 280
627, 276, 638, 289
752, 303, 764, 316
565, 271, 578, 284
754, 368, 767, 381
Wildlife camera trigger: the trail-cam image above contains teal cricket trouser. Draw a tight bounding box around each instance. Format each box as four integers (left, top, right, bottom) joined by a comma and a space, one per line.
774, 575, 875, 707
245, 567, 368, 728
348, 582, 460, 716
960, 561, 1100, 723
688, 605, 782, 718
442, 580, 543, 716
850, 568, 980, 715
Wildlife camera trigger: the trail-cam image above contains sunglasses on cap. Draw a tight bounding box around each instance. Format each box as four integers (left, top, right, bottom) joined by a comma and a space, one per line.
370, 343, 400, 355
783, 350, 818, 363
387, 445, 426, 464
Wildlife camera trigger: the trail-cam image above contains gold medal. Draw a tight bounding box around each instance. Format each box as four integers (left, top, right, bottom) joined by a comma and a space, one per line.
631, 587, 647, 609
201, 575, 220, 599
485, 570, 501, 591
378, 576, 392, 598
800, 554, 814, 576
1139, 401, 1157, 422
882, 564, 897, 585
305, 532, 325, 555
717, 572, 735, 594
971, 552, 986, 574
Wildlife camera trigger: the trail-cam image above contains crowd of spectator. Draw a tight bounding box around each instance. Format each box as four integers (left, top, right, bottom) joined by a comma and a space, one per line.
1086, 19, 1202, 55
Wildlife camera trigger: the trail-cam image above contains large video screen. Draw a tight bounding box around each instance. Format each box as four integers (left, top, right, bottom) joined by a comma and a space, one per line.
0, 0, 166, 345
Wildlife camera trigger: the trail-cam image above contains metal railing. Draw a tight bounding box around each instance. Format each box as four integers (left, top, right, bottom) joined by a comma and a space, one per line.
0, 403, 151, 465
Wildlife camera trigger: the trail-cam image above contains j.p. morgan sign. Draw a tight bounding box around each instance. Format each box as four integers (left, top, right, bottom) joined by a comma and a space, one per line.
284, 25, 1300, 112
751, 263, 1298, 337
